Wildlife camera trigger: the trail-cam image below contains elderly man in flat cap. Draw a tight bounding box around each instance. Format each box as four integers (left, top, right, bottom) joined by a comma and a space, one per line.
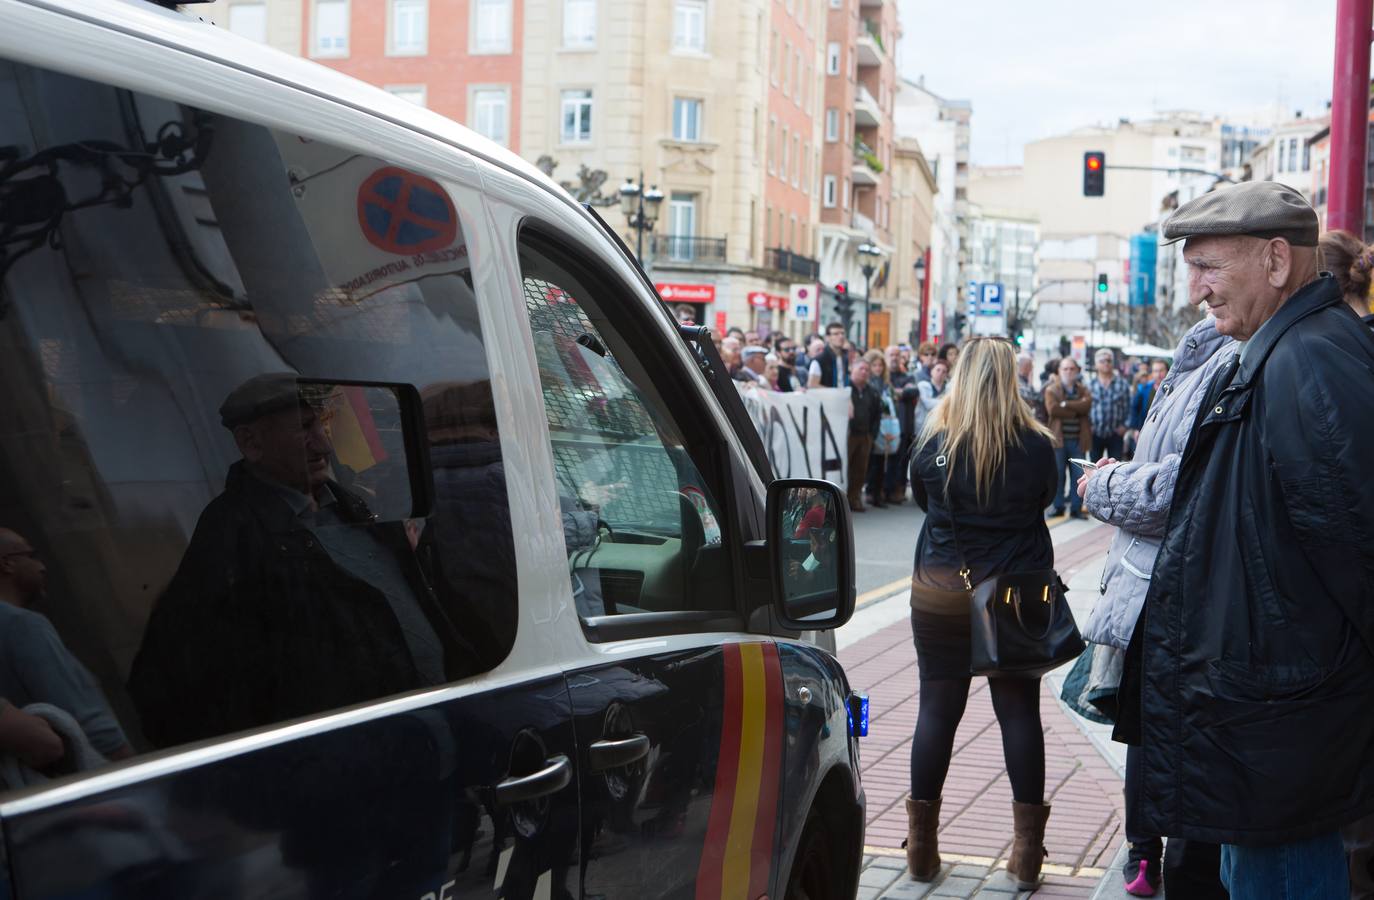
1112, 182, 1374, 899
129, 374, 472, 749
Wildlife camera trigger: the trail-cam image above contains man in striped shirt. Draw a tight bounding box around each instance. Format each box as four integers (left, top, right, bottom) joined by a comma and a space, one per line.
1088, 348, 1133, 460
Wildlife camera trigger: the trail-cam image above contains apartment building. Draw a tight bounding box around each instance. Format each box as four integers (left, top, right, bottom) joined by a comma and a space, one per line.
894, 78, 969, 342
199, 0, 524, 150
815, 0, 900, 342
520, 0, 832, 339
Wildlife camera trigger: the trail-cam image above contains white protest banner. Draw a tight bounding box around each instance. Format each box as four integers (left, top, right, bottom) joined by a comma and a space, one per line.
736, 385, 851, 489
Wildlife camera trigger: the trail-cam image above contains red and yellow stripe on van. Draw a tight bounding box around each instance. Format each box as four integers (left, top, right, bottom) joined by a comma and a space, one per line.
696, 641, 784, 900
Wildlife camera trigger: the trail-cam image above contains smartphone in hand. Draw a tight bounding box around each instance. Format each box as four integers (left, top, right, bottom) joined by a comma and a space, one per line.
1068, 458, 1098, 471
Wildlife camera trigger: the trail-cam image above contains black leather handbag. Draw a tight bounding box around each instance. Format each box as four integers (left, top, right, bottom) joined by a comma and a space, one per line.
936, 453, 1086, 678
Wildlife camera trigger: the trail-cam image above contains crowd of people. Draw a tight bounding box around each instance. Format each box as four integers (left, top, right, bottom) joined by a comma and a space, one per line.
897, 180, 1374, 900
713, 314, 1179, 520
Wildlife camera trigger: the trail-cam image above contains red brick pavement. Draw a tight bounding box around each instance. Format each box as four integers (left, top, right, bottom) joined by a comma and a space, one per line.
841, 524, 1120, 895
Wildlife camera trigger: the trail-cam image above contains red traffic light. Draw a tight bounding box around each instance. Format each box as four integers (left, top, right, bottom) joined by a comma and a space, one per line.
1083, 151, 1106, 197
834, 282, 847, 294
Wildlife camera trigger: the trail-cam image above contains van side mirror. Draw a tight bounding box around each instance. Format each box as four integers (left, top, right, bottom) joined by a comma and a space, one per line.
767, 478, 855, 631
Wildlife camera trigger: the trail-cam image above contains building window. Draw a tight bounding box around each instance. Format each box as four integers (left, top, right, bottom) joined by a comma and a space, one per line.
473, 0, 512, 53
471, 87, 509, 146
770, 33, 780, 86
312, 0, 348, 55
842, 176, 849, 208
802, 62, 810, 108
825, 108, 838, 142
388, 0, 427, 54
768, 115, 776, 174
829, 0, 841, 6
826, 42, 840, 76
802, 147, 810, 193
783, 41, 792, 94
792, 134, 800, 187
668, 193, 697, 259
385, 84, 426, 106
674, 0, 706, 52
846, 111, 852, 143
1277, 140, 1286, 173
562, 0, 596, 48
823, 175, 837, 208
227, 2, 267, 42
560, 89, 593, 143
673, 97, 702, 141
781, 125, 790, 181
1289, 137, 1299, 172
1303, 140, 1311, 172
793, 49, 802, 102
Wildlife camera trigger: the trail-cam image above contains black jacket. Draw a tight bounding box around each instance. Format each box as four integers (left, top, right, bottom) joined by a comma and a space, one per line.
1116, 276, 1374, 845
849, 382, 883, 438
814, 347, 849, 387
129, 462, 473, 748
909, 430, 1057, 593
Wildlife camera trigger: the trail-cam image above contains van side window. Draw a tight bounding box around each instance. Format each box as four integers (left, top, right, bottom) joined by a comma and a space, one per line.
0, 60, 515, 779
518, 233, 734, 619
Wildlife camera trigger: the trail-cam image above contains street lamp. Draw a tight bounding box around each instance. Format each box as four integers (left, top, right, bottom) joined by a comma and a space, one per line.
619, 173, 664, 266
913, 254, 928, 343
857, 240, 882, 349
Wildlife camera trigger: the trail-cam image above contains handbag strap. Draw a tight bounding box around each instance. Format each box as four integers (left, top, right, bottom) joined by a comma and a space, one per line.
932, 448, 973, 591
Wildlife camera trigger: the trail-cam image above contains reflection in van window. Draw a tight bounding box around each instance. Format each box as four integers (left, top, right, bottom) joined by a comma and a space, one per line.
0, 61, 515, 774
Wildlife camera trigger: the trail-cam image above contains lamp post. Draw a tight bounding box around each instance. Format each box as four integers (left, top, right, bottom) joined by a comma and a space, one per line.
857, 240, 882, 350
619, 173, 664, 266
914, 252, 928, 343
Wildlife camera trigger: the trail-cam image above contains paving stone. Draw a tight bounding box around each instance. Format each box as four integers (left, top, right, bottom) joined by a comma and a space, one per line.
929, 875, 983, 897
869, 855, 909, 870
860, 866, 903, 889
879, 878, 936, 899
857, 887, 883, 900
948, 864, 991, 880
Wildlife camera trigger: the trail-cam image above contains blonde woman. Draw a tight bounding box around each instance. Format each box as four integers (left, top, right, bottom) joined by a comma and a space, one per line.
902, 337, 1058, 889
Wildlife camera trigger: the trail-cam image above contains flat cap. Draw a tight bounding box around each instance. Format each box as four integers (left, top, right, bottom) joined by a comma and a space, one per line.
1162, 181, 1318, 246
219, 373, 323, 429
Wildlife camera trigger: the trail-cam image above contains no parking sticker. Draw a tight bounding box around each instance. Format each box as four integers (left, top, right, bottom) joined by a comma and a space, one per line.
356, 166, 458, 255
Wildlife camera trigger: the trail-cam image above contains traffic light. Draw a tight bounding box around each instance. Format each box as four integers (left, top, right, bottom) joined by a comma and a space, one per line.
1083, 151, 1105, 197
834, 280, 848, 297
1097, 273, 1109, 295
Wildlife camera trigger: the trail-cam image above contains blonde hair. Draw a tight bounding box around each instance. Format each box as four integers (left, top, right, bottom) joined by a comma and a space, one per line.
863, 349, 888, 385
916, 338, 1052, 505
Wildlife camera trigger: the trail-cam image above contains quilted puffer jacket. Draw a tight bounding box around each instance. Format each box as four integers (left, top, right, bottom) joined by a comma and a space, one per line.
1081, 317, 1236, 648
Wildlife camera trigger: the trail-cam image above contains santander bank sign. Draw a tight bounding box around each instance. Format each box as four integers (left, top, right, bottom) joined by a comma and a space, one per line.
655, 283, 716, 303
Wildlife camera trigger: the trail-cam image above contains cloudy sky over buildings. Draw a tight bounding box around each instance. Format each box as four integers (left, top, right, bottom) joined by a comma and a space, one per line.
899, 0, 1338, 165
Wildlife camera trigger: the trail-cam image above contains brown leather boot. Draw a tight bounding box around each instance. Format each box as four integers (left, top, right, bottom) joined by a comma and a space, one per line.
1007, 801, 1051, 889
902, 796, 942, 881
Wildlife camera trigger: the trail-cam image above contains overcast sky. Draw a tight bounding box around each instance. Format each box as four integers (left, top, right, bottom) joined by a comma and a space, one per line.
896, 0, 1338, 166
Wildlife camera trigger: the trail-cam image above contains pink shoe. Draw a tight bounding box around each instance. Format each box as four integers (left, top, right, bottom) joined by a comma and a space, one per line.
1124, 859, 1159, 896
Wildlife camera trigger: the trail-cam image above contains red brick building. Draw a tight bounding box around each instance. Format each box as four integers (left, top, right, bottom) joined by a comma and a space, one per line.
301, 0, 524, 151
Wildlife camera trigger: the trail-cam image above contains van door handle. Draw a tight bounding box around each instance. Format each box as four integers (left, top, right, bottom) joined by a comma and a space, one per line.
589, 734, 650, 770
494, 754, 572, 805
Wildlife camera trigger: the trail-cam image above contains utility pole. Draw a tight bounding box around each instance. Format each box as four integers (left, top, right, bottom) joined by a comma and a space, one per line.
1328, 0, 1372, 234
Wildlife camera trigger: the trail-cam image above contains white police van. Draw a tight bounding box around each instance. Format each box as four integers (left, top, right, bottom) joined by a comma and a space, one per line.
0, 1, 867, 897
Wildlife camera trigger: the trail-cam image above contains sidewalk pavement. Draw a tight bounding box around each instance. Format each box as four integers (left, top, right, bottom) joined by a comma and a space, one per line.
836, 519, 1133, 899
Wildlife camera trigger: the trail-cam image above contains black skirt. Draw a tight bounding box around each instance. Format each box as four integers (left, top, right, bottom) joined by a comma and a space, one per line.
910, 607, 972, 681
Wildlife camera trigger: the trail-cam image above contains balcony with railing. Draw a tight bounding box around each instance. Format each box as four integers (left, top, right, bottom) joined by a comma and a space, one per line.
649, 234, 728, 263
853, 140, 882, 186
857, 20, 883, 66
855, 84, 881, 127
765, 247, 820, 279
